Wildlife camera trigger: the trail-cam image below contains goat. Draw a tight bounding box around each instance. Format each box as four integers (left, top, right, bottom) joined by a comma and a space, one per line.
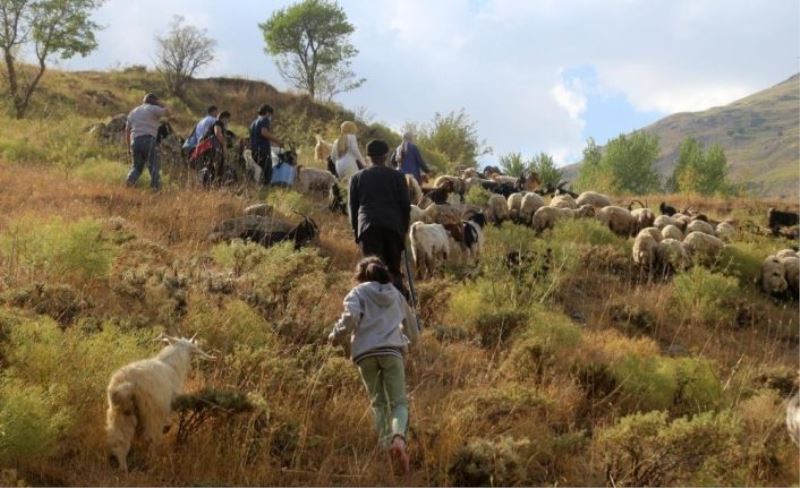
409, 222, 450, 279
106, 333, 214, 472
295, 166, 337, 194
244, 216, 318, 250
768, 208, 800, 233
329, 184, 347, 215
314, 134, 333, 162
659, 201, 677, 216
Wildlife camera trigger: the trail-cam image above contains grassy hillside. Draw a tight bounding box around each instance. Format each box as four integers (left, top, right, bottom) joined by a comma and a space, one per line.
564, 74, 800, 198
0, 69, 798, 486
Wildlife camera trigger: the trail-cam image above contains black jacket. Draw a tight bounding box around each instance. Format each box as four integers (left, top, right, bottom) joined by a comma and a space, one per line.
348, 166, 410, 241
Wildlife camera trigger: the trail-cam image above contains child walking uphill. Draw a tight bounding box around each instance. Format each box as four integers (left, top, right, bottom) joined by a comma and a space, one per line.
328, 257, 420, 475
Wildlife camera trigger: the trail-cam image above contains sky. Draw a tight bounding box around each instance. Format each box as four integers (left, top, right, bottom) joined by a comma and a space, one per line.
59, 0, 800, 166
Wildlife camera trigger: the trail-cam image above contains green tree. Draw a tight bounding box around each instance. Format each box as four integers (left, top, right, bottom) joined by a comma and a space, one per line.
604, 131, 662, 194
529, 152, 562, 188
576, 137, 608, 191
672, 138, 732, 195
259, 0, 364, 100
155, 15, 216, 97
0, 0, 103, 118
415, 109, 491, 171
499, 152, 526, 177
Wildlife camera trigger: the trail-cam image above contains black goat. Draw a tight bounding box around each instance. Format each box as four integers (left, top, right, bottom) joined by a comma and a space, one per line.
421, 187, 451, 205
659, 202, 677, 216
156, 122, 173, 144
768, 207, 800, 230
243, 216, 318, 250
329, 184, 347, 215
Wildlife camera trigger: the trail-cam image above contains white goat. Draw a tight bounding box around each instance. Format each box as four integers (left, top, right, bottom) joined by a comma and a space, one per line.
106, 333, 213, 472
409, 222, 450, 279
295, 166, 337, 194
242, 149, 262, 184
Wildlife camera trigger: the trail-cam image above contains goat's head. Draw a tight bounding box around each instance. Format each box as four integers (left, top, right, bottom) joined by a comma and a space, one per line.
467, 212, 487, 229
156, 332, 215, 359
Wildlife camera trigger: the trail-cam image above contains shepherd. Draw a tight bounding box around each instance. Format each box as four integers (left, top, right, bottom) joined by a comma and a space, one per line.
328, 257, 419, 474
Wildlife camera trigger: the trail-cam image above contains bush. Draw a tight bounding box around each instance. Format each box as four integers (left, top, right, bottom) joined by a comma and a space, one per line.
594, 410, 744, 486
0, 379, 71, 463
610, 354, 678, 412
465, 185, 491, 207
672, 267, 740, 324
212, 239, 271, 276
185, 299, 276, 353
502, 308, 581, 380
265, 189, 313, 216
549, 218, 626, 249
672, 357, 722, 415
0, 216, 116, 285
716, 243, 770, 287
448, 436, 529, 487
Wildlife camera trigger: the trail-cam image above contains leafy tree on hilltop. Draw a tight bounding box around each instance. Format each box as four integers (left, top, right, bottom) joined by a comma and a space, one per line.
500, 152, 526, 177
414, 109, 491, 172
529, 152, 562, 188
156, 16, 216, 97
578, 133, 661, 194
671, 137, 734, 196
260, 0, 365, 100
0, 0, 103, 118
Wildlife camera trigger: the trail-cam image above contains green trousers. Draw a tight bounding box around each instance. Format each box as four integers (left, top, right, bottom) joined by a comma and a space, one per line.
357, 354, 409, 448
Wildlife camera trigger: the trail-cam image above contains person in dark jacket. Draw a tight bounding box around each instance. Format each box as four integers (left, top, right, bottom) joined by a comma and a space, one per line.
249, 104, 283, 185
349, 140, 411, 295
390, 132, 430, 183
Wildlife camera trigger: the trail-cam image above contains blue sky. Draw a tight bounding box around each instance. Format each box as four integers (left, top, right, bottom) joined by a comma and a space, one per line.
60, 0, 800, 166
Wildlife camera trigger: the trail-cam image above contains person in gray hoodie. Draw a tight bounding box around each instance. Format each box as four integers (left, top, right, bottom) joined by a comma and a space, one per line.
328, 256, 419, 474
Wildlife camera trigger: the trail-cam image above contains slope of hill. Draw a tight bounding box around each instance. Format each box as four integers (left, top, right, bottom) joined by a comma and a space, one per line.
564, 74, 799, 198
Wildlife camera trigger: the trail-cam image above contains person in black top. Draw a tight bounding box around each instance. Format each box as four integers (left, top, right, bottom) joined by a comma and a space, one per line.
249, 104, 283, 185
199, 110, 231, 183
349, 139, 411, 295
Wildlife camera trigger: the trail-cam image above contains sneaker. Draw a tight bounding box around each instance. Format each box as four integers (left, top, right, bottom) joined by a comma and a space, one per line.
389, 435, 410, 475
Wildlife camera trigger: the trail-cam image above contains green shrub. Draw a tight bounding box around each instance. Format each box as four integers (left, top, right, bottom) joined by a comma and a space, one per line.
474, 309, 528, 348
672, 357, 722, 414
503, 308, 581, 380
672, 267, 740, 324
0, 137, 50, 164
465, 185, 491, 207
449, 436, 529, 487
594, 410, 744, 486
549, 218, 626, 249
186, 299, 276, 353
265, 189, 313, 216
610, 355, 677, 412
0, 379, 71, 463
211, 239, 271, 276
72, 158, 131, 184
0, 216, 117, 285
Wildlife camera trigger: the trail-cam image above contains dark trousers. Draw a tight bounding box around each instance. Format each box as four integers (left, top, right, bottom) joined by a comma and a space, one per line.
358, 226, 408, 297
253, 148, 272, 185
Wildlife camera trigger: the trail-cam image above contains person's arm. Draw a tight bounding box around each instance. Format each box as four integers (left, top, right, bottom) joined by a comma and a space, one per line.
400, 298, 420, 344
260, 126, 282, 147
125, 122, 132, 153
349, 175, 359, 240
398, 174, 411, 236
413, 145, 430, 174
328, 289, 362, 346
214, 125, 226, 155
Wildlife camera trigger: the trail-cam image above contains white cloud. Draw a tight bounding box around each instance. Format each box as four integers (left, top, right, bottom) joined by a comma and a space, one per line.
552, 73, 587, 124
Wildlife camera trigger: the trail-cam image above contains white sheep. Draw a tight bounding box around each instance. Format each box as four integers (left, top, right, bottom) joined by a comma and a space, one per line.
421, 204, 463, 227
242, 149, 263, 184
532, 204, 595, 233
715, 221, 735, 241
638, 226, 663, 243
661, 224, 684, 241
657, 238, 690, 272
775, 249, 798, 260
672, 213, 691, 232
575, 191, 611, 208
633, 231, 659, 269
550, 194, 578, 209
485, 194, 509, 225
106, 334, 214, 472
410, 204, 425, 224
654, 215, 675, 230
409, 222, 450, 279
631, 208, 656, 233
295, 166, 337, 194
686, 219, 716, 236
596, 206, 636, 237
406, 174, 423, 205
782, 256, 799, 296
683, 231, 725, 265
761, 256, 789, 295
507, 192, 526, 222
519, 192, 546, 225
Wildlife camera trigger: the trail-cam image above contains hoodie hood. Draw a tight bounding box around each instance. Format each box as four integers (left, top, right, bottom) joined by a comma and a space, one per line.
355, 281, 398, 308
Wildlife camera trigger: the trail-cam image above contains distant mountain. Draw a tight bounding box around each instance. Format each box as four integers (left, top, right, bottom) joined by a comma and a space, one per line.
563, 74, 799, 198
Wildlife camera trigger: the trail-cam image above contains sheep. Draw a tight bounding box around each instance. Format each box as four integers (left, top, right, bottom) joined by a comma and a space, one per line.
550, 193, 578, 209
596, 206, 637, 237
775, 249, 798, 259
507, 192, 526, 222
519, 192, 546, 225
295, 166, 337, 194
485, 194, 509, 225
631, 208, 656, 234
654, 215, 675, 230
409, 222, 450, 279
715, 221, 735, 241
314, 134, 333, 162
638, 226, 663, 243
420, 204, 463, 227
686, 219, 716, 236
672, 213, 691, 232
788, 391, 800, 446
532, 204, 595, 233
761, 256, 789, 295
632, 231, 659, 269
657, 238, 690, 273
575, 191, 611, 208
406, 174, 423, 205
106, 333, 214, 472
410, 204, 425, 224
433, 175, 467, 201
661, 224, 684, 241
782, 256, 799, 296
683, 231, 725, 265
